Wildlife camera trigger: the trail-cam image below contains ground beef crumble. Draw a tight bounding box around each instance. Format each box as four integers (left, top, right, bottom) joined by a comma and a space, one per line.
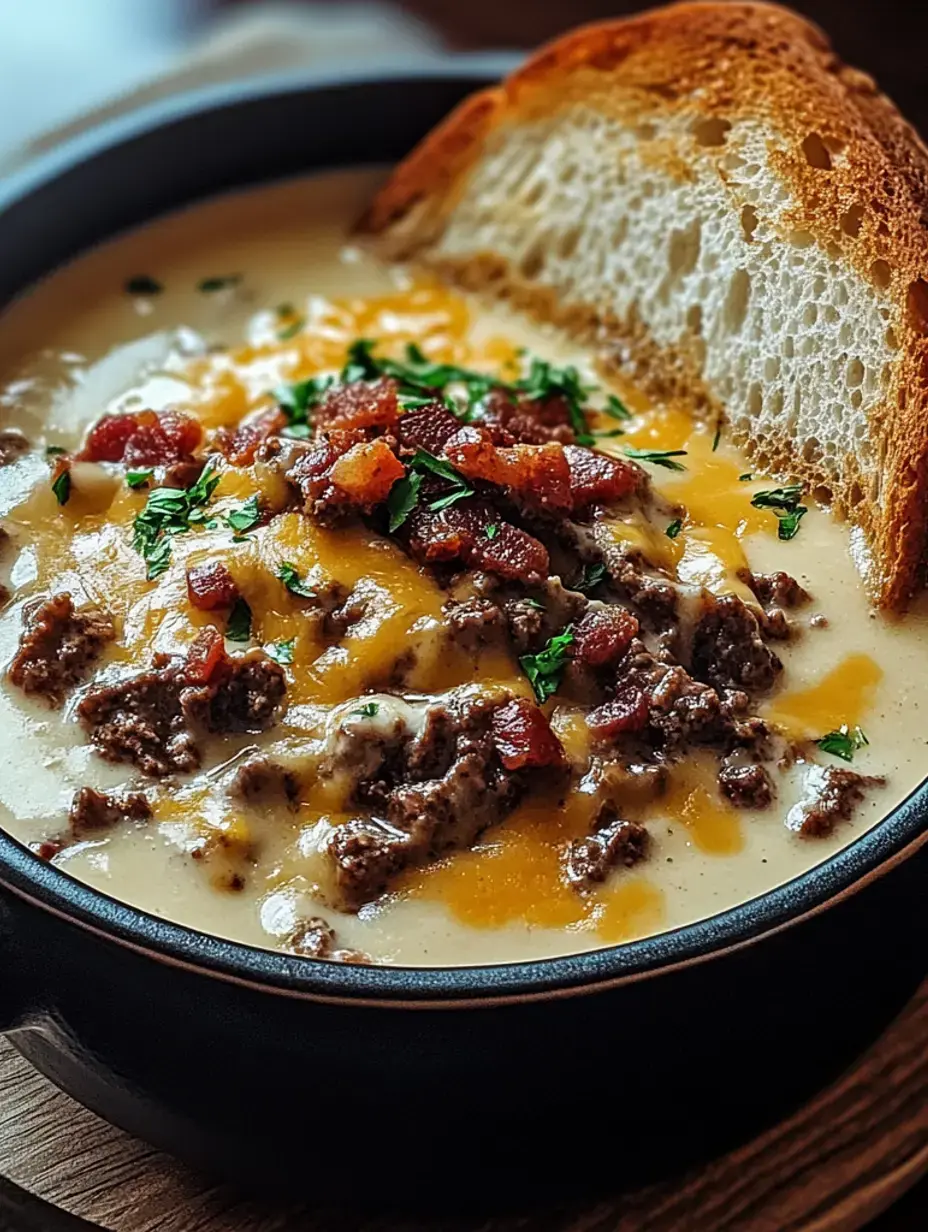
789, 766, 884, 837
68, 787, 152, 839
285, 917, 371, 964
8, 592, 115, 705
78, 630, 286, 777
718, 756, 774, 809
691, 595, 782, 694
564, 807, 649, 890
0, 429, 29, 467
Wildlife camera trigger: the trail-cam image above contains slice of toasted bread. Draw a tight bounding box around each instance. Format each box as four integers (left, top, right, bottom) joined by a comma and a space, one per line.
362, 1, 928, 609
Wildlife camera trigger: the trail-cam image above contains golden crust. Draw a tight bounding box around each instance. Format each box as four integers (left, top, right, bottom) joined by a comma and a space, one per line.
363, 2, 928, 609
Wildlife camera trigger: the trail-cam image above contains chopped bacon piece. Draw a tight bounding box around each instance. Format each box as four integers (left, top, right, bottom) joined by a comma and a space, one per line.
444, 426, 573, 513
182, 626, 227, 685
187, 561, 240, 611
397, 401, 462, 454
573, 606, 639, 667
79, 410, 202, 467
586, 686, 650, 738
491, 698, 565, 770
480, 387, 575, 445
564, 444, 641, 507
407, 500, 549, 583
328, 438, 405, 506
215, 407, 287, 467
315, 379, 398, 433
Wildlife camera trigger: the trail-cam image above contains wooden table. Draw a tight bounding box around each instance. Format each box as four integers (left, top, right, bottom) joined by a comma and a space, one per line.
0, 982, 924, 1231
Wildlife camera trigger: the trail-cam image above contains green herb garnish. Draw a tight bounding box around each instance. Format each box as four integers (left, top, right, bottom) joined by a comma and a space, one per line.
666, 518, 683, 539
226, 495, 261, 534
623, 447, 688, 472
578, 562, 608, 593
226, 598, 252, 643
352, 701, 380, 718
125, 275, 163, 296
276, 315, 306, 342
816, 725, 869, 763
514, 358, 594, 444
126, 469, 154, 489
750, 484, 808, 541
712, 422, 722, 452
277, 563, 316, 600
387, 471, 423, 533
520, 627, 575, 704
266, 638, 296, 666
274, 375, 333, 431
603, 393, 632, 421
739, 473, 754, 482
45, 445, 67, 457
198, 274, 242, 293
131, 459, 221, 580
51, 469, 71, 506
524, 598, 546, 612
485, 523, 499, 540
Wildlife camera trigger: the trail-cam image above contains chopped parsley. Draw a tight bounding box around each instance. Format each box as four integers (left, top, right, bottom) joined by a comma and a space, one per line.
51, 469, 71, 506
514, 358, 594, 443
266, 638, 296, 666
126, 469, 154, 489
125, 275, 163, 296
739, 472, 754, 482
274, 375, 333, 434
593, 428, 625, 439
352, 701, 380, 719
524, 597, 546, 612
341, 339, 493, 415
386, 449, 474, 532
666, 518, 683, 539
578, 561, 608, 593
276, 315, 306, 342
816, 725, 869, 763
603, 393, 632, 421
226, 598, 252, 643
387, 471, 423, 533
712, 422, 722, 452
45, 445, 67, 457
485, 523, 499, 540
277, 562, 316, 600
623, 447, 688, 472
520, 627, 575, 704
197, 274, 242, 293
131, 459, 221, 580
750, 484, 808, 541
225, 494, 261, 534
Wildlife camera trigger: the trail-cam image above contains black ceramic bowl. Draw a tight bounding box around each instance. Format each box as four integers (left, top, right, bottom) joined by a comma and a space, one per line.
0, 64, 926, 1207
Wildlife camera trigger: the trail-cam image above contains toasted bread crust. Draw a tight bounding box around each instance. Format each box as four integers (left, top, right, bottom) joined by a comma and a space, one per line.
363, 2, 928, 609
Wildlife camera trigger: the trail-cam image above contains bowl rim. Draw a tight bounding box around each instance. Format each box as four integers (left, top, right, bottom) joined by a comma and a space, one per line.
0, 63, 926, 1007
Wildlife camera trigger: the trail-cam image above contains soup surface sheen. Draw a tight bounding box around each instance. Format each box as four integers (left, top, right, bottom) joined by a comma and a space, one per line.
0, 168, 926, 966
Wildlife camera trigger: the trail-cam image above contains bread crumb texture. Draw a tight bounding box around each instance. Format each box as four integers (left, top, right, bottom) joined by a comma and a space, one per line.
364, 2, 928, 609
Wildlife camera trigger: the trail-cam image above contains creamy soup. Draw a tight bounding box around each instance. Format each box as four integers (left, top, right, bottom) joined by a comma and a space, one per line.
0, 167, 926, 967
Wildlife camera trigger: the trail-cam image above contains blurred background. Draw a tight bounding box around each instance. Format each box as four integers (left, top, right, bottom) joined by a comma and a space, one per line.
1, 0, 928, 171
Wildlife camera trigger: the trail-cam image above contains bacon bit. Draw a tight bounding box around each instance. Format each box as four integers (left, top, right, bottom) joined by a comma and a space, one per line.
183, 626, 227, 685
33, 839, 64, 861
397, 402, 461, 454
480, 387, 575, 445
564, 445, 641, 507
444, 426, 573, 512
328, 438, 405, 506
215, 407, 287, 466
315, 379, 399, 433
187, 561, 240, 611
491, 698, 566, 770
587, 687, 650, 738
407, 500, 549, 583
79, 410, 202, 467
573, 606, 639, 667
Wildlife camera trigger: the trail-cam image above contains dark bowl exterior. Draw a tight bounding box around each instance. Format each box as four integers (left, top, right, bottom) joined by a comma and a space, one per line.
0, 66, 926, 1201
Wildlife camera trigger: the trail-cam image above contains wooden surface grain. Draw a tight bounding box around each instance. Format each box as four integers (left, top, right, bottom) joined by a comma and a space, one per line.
0, 981, 924, 1231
